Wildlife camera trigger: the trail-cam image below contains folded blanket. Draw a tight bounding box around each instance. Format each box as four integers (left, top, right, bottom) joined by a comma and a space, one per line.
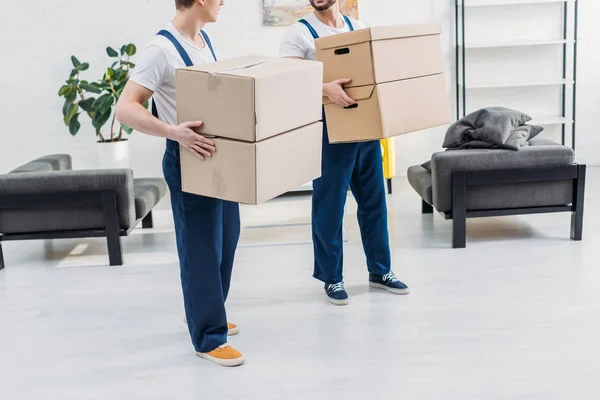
421, 107, 544, 172
443, 107, 543, 151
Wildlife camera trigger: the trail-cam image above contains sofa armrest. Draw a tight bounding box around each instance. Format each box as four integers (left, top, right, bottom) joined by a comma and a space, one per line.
0, 169, 136, 230
10, 154, 72, 173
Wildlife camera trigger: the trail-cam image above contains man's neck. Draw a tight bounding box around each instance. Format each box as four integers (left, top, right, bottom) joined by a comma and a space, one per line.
171, 9, 206, 44
313, 8, 344, 29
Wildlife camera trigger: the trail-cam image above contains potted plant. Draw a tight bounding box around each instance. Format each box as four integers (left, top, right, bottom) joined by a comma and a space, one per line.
58, 44, 145, 167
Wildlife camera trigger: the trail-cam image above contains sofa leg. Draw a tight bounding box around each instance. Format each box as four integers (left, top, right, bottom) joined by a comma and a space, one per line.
422, 200, 434, 214
571, 164, 586, 241
107, 235, 123, 266
142, 211, 154, 229
0, 242, 5, 270
102, 191, 123, 266
387, 179, 393, 195
452, 171, 467, 249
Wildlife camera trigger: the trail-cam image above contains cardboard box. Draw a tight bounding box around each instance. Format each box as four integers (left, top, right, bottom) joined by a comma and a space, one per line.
180, 122, 323, 205
323, 74, 450, 143
177, 55, 323, 143
316, 23, 443, 87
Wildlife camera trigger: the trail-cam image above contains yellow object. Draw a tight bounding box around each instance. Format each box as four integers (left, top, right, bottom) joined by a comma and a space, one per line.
197, 344, 245, 367
381, 138, 396, 180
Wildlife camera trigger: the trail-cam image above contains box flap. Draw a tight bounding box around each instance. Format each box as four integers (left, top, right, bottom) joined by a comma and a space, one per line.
315, 28, 372, 51
182, 55, 270, 74
370, 23, 442, 41
323, 84, 376, 105
181, 56, 315, 80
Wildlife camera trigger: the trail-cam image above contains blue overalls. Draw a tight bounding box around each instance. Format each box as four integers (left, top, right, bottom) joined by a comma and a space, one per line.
152, 30, 240, 353
298, 17, 392, 285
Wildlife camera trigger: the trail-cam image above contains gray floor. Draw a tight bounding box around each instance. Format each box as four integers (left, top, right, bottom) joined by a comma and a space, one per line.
1, 171, 600, 400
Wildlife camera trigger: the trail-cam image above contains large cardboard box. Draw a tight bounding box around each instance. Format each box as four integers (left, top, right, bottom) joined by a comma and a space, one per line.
323, 74, 450, 143
316, 23, 443, 87
180, 122, 323, 205
177, 55, 323, 142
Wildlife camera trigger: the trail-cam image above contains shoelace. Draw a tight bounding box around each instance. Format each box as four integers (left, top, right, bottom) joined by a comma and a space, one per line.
217, 344, 229, 351
328, 282, 345, 293
382, 272, 399, 283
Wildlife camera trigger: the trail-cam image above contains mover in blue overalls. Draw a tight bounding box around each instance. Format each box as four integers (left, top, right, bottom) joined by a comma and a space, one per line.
115, 0, 244, 367
280, 0, 410, 305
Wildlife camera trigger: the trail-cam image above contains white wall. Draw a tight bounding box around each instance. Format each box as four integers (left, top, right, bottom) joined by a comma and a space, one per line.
0, 0, 598, 176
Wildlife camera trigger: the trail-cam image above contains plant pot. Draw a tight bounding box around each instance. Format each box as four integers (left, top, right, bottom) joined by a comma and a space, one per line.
96, 139, 130, 169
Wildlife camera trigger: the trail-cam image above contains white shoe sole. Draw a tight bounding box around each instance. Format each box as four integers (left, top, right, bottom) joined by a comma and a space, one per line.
369, 282, 410, 295
326, 296, 350, 306
183, 317, 239, 336
196, 352, 245, 367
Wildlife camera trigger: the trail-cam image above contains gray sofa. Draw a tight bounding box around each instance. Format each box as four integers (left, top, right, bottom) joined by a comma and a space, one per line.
407, 139, 586, 248
0, 154, 167, 268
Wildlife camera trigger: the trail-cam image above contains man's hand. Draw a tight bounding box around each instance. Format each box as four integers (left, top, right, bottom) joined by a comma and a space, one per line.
323, 78, 357, 108
168, 121, 216, 160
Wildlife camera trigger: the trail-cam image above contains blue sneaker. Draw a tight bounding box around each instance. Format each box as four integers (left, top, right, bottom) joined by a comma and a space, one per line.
325, 282, 350, 306
369, 272, 410, 295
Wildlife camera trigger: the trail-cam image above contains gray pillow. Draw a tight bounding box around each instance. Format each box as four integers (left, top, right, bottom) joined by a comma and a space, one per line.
443, 107, 533, 150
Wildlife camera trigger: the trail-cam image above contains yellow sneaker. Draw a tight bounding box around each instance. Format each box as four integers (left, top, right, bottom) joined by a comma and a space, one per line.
196, 344, 245, 367
227, 322, 239, 336
183, 318, 239, 336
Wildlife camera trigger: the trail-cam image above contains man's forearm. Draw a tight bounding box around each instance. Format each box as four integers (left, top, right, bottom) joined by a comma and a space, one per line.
116, 102, 173, 139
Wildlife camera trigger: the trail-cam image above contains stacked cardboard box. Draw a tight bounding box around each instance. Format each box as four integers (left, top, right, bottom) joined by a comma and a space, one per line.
176, 55, 323, 205
316, 23, 451, 143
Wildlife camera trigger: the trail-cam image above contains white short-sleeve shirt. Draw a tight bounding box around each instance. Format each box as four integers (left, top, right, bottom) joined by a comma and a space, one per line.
279, 13, 365, 61
129, 23, 216, 126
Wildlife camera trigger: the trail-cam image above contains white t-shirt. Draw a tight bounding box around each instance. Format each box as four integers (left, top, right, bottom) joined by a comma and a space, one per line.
129, 23, 217, 126
279, 13, 365, 61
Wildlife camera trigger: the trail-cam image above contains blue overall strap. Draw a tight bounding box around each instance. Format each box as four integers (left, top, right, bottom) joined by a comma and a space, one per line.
299, 15, 355, 40
151, 30, 195, 118
299, 19, 319, 39
200, 30, 217, 61
156, 30, 194, 66
342, 15, 354, 32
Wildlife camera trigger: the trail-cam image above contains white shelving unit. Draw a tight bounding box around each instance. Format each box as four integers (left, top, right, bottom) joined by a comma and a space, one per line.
456, 0, 579, 147
459, 0, 573, 8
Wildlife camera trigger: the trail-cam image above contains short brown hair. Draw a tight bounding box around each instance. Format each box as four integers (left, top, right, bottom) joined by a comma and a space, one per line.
175, 0, 196, 9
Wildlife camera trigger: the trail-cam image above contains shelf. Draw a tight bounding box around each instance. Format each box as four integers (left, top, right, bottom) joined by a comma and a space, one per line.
463, 39, 571, 49
529, 116, 572, 125
458, 0, 572, 7
462, 79, 573, 89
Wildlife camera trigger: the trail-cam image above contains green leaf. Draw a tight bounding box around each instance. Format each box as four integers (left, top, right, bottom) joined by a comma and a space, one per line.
99, 95, 115, 114
120, 123, 133, 135
111, 61, 118, 69
58, 85, 70, 96
70, 69, 78, 78
79, 98, 96, 113
64, 102, 79, 125
65, 90, 77, 103
76, 62, 89, 71
92, 109, 111, 130
106, 47, 119, 57
142, 100, 149, 110
71, 56, 81, 67
105, 68, 114, 80
92, 93, 111, 109
125, 44, 137, 56
69, 114, 81, 136
80, 83, 102, 94
62, 100, 71, 117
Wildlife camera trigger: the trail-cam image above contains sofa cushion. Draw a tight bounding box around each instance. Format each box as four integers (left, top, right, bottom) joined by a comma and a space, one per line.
134, 178, 168, 220
407, 165, 433, 205
430, 139, 575, 213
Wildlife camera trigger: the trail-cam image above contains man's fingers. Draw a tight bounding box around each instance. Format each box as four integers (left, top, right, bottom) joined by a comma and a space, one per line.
334, 78, 352, 85
183, 121, 204, 129
191, 144, 212, 158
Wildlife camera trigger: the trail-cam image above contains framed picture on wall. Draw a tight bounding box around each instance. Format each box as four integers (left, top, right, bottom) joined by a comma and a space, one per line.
263, 0, 359, 27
